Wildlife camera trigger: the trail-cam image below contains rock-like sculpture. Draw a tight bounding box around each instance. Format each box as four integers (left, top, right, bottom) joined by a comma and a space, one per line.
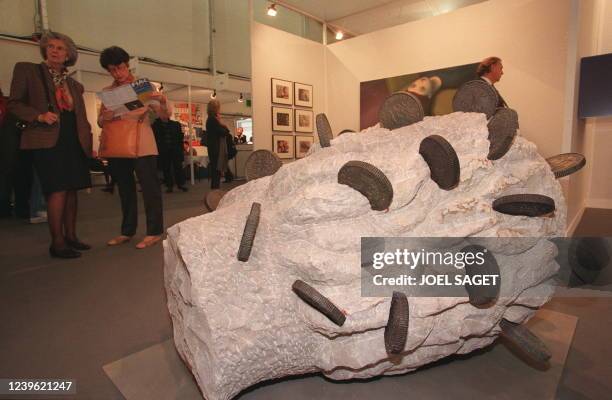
164, 112, 566, 400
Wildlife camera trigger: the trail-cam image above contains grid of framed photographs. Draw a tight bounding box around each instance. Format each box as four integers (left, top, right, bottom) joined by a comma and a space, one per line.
271, 78, 314, 159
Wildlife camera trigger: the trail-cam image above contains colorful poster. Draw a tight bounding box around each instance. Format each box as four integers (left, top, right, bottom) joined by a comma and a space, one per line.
360, 62, 479, 130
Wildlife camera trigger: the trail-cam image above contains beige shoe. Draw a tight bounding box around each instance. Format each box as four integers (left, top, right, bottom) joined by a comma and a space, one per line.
135, 235, 162, 249
107, 235, 132, 246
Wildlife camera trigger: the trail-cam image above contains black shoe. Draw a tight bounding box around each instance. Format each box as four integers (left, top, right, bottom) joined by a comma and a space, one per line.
66, 238, 92, 251
49, 246, 81, 259
165, 187, 173, 193
178, 186, 188, 192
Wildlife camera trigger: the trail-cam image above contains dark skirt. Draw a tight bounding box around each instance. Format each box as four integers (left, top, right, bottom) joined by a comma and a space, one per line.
31, 111, 91, 194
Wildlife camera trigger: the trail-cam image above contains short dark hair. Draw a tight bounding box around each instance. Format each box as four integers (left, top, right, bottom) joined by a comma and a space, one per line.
100, 46, 130, 70
476, 56, 501, 77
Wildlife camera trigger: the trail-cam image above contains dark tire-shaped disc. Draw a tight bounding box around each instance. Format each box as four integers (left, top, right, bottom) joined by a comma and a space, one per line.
453, 80, 499, 119
546, 153, 586, 179
338, 129, 355, 136
419, 135, 460, 190
292, 280, 346, 326
493, 194, 555, 217
568, 237, 610, 284
316, 113, 333, 148
500, 319, 551, 364
245, 150, 282, 181
338, 161, 393, 211
204, 189, 226, 212
384, 291, 409, 355
487, 108, 519, 160
461, 245, 500, 307
237, 202, 261, 262
379, 92, 425, 130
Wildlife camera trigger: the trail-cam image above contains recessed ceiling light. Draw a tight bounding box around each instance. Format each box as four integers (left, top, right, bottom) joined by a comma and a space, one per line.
267, 3, 277, 17
210, 89, 217, 99
238, 93, 244, 103
335, 31, 344, 40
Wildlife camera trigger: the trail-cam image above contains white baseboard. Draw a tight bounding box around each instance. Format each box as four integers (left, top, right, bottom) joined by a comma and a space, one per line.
566, 206, 585, 237
586, 198, 612, 209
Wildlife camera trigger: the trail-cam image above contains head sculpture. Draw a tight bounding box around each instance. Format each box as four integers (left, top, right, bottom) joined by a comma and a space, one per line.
164, 111, 567, 400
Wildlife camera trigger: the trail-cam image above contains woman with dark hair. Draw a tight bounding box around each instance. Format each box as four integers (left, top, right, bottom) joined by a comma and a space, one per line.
8, 31, 92, 258
98, 46, 167, 249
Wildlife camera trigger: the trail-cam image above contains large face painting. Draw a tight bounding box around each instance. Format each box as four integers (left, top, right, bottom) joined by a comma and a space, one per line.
360, 62, 479, 130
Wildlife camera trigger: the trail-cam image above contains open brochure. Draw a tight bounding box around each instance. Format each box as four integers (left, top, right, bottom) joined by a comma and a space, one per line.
97, 78, 159, 116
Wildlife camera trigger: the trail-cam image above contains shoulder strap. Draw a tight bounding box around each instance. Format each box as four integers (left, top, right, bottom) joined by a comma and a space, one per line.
38, 64, 54, 112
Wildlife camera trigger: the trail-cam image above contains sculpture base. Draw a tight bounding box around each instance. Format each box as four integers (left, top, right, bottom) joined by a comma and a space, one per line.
103, 309, 576, 400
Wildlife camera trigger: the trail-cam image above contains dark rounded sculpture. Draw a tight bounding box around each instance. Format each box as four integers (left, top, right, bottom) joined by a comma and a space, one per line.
338, 161, 393, 211
292, 280, 346, 326
418, 135, 460, 190
453, 80, 499, 119
379, 92, 425, 130
245, 150, 282, 181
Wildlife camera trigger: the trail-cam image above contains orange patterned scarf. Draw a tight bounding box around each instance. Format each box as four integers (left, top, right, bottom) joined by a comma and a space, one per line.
47, 65, 73, 111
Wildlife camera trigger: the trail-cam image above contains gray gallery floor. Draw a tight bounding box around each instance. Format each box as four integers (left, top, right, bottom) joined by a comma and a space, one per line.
1, 182, 611, 400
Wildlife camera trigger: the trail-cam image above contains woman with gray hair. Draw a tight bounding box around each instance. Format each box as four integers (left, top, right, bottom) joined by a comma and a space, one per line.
8, 31, 93, 258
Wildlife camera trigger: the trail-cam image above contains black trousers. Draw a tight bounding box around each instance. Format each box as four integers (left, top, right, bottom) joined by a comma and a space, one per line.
108, 156, 163, 236
160, 151, 185, 189
208, 155, 220, 189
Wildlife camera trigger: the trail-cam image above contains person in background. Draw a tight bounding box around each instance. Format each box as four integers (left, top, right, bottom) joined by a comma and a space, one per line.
28, 169, 47, 224
233, 126, 247, 144
205, 99, 228, 189
98, 46, 167, 249
8, 31, 93, 258
0, 86, 12, 218
152, 112, 187, 193
476, 56, 508, 108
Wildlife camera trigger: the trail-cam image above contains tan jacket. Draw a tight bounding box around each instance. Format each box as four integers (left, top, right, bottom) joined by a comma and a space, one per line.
8, 62, 93, 156
99, 84, 159, 157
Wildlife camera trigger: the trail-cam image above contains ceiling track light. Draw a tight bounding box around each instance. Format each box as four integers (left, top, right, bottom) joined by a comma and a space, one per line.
238, 93, 244, 103
335, 30, 344, 40
267, 3, 277, 17
211, 89, 217, 99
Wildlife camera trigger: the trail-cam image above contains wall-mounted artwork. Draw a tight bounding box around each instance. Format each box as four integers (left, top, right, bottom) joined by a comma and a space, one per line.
271, 78, 293, 105
359, 62, 479, 129
295, 135, 314, 159
272, 106, 293, 131
294, 109, 313, 133
273, 134, 295, 159
294, 82, 313, 108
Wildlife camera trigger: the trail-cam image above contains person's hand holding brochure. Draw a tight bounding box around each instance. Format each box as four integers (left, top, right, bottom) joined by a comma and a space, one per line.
97, 78, 159, 116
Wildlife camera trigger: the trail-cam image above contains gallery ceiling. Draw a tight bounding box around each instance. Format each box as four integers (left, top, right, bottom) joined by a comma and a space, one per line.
278, 0, 489, 35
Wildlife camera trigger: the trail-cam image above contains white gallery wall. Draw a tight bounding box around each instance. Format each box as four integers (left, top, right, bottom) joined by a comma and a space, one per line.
326, 0, 571, 159
323, 0, 612, 231
250, 0, 611, 233
251, 21, 325, 153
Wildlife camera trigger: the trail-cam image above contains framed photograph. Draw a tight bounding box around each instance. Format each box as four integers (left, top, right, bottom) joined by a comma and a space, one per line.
272, 106, 293, 132
294, 109, 314, 133
295, 135, 314, 159
294, 82, 313, 108
273, 135, 295, 159
271, 78, 293, 105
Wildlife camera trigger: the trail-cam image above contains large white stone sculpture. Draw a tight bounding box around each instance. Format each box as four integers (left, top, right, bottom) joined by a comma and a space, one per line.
164, 112, 566, 400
